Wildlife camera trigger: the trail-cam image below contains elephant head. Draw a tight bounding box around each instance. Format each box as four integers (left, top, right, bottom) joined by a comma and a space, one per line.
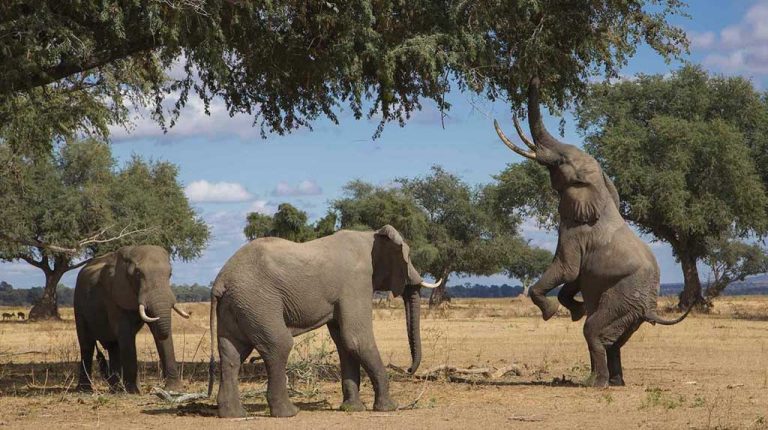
372, 225, 440, 374
110, 245, 190, 340
494, 77, 620, 224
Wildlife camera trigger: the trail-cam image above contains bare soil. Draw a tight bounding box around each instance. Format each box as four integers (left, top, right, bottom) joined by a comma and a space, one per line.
1, 296, 767, 429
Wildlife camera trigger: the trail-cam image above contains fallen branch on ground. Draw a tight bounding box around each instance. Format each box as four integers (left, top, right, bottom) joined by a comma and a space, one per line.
151, 387, 208, 403
387, 363, 523, 383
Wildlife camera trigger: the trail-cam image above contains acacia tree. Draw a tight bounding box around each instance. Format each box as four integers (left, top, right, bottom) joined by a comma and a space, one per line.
2, 1, 687, 145
503, 241, 553, 297
702, 238, 768, 306
243, 203, 336, 242
575, 65, 768, 308
0, 139, 209, 319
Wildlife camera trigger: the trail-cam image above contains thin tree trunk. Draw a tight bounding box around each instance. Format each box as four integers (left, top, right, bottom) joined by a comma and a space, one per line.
428, 274, 449, 309
29, 268, 66, 320
677, 251, 703, 311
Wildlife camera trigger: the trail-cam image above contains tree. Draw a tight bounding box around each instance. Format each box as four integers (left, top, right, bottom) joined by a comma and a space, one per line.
2, 1, 687, 146
243, 203, 335, 242
575, 65, 768, 308
504, 240, 553, 297
702, 238, 768, 307
0, 139, 209, 319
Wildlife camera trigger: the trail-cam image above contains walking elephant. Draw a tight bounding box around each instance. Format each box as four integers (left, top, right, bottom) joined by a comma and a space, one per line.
493, 77, 693, 387
207, 225, 439, 418
74, 245, 191, 393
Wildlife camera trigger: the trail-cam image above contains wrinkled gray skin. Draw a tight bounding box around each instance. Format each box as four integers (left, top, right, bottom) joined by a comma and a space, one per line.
209, 225, 428, 418
74, 245, 185, 393
494, 78, 693, 387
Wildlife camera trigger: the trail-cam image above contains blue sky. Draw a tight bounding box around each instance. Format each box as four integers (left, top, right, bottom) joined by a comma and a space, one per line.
4, 0, 768, 288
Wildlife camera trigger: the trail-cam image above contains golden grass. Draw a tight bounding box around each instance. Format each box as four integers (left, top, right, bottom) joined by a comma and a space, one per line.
1, 297, 767, 429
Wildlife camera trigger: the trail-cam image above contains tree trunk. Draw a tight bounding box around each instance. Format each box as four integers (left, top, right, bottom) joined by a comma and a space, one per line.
521, 278, 532, 298
29, 269, 65, 320
677, 251, 703, 311
428, 274, 449, 309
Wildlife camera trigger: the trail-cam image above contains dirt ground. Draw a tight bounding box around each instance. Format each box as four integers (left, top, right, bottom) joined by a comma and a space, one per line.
1, 296, 767, 429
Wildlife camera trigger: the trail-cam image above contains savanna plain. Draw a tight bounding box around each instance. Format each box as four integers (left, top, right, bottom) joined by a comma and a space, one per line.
1, 297, 767, 429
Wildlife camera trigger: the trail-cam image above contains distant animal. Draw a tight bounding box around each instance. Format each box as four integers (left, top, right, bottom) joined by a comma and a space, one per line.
493, 77, 693, 387
17, 311, 25, 320
74, 245, 191, 393
208, 225, 440, 418
1, 312, 13, 321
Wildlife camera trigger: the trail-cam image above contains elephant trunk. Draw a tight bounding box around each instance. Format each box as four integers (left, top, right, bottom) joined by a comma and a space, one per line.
403, 285, 422, 374
141, 289, 174, 341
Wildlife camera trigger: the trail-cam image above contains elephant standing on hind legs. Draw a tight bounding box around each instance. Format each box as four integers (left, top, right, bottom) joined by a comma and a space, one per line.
208, 225, 440, 418
494, 77, 694, 387
74, 245, 191, 393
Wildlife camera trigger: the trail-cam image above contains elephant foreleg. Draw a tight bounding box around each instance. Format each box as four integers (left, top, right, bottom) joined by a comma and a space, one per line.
75, 320, 96, 392
117, 323, 140, 394
530, 259, 578, 321
327, 322, 364, 412
104, 342, 122, 390
149, 325, 182, 391
558, 282, 585, 321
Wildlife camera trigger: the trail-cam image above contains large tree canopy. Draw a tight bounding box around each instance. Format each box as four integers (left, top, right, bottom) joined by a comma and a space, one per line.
576, 65, 768, 308
243, 203, 336, 242
1, 0, 688, 143
0, 139, 210, 319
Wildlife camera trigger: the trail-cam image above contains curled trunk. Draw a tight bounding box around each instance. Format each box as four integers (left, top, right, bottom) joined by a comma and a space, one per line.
403, 285, 422, 374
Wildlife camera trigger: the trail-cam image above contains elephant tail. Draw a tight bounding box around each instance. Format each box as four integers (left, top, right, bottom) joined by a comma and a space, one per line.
207, 283, 218, 398
644, 299, 697, 326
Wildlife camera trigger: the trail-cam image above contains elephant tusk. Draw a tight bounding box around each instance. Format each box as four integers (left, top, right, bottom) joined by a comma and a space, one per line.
173, 304, 191, 319
419, 278, 443, 289
139, 304, 160, 323
513, 116, 537, 150
494, 119, 536, 160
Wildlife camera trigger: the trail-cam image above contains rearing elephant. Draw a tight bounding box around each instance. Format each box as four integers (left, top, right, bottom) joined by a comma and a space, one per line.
493, 77, 693, 387
74, 245, 191, 393
208, 225, 439, 418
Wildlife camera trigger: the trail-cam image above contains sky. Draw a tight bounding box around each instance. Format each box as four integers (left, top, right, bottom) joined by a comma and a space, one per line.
4, 0, 768, 289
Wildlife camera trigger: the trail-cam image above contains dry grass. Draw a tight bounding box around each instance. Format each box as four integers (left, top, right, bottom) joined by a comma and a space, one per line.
1, 297, 767, 429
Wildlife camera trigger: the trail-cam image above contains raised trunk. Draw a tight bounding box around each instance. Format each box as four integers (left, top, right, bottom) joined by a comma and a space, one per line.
678, 251, 703, 310
428, 274, 449, 309
526, 77, 562, 151
29, 268, 65, 320
403, 285, 422, 374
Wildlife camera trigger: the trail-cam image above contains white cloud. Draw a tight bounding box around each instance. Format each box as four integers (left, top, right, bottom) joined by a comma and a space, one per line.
271, 180, 323, 197
184, 180, 253, 203
248, 200, 278, 215
693, 2, 768, 76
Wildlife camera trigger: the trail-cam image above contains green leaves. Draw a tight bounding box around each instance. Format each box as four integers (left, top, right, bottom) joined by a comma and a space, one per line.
243, 203, 335, 242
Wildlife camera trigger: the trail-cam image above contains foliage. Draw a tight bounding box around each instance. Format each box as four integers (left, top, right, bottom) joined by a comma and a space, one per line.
503, 240, 553, 294
575, 65, 768, 306
488, 160, 558, 230
243, 203, 335, 242
703, 239, 768, 305
1, 0, 688, 144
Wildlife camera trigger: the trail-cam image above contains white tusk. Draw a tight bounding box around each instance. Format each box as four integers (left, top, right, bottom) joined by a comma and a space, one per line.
513, 116, 537, 150
173, 304, 191, 319
139, 304, 160, 323
419, 278, 443, 289
494, 119, 536, 159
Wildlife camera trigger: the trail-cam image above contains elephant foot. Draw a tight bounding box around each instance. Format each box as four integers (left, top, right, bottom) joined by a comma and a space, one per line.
269, 401, 299, 418
589, 375, 609, 388
540, 298, 560, 321
124, 383, 141, 395
373, 397, 398, 412
568, 304, 586, 322
163, 378, 183, 392
609, 377, 625, 387
218, 403, 247, 418
75, 383, 93, 393
339, 399, 366, 412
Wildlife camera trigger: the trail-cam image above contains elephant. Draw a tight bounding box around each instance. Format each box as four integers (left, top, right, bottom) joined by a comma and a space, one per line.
17, 311, 25, 320
74, 245, 191, 393
207, 225, 440, 418
493, 77, 693, 387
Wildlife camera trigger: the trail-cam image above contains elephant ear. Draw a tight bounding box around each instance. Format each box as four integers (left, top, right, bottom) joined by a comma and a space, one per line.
110, 248, 139, 311
372, 225, 410, 298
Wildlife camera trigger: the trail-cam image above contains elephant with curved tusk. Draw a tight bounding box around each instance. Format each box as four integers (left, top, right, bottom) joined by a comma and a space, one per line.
493, 77, 694, 387
74, 245, 190, 393
207, 225, 439, 418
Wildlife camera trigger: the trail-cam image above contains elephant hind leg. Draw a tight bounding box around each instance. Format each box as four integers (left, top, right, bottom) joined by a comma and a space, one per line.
216, 336, 250, 418
607, 319, 642, 386
327, 321, 364, 412
251, 326, 299, 418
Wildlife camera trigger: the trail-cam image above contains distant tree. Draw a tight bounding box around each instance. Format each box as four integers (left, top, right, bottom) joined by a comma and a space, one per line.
243, 203, 335, 243
576, 65, 768, 309
0, 139, 209, 319
702, 238, 768, 307
504, 240, 553, 297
